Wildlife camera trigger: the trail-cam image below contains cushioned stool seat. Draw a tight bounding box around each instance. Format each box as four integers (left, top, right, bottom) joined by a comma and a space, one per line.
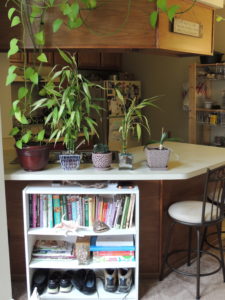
168, 201, 220, 224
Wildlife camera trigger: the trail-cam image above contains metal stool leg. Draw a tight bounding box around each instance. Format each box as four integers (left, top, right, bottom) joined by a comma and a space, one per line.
216, 222, 225, 282
187, 227, 192, 266
200, 226, 207, 258
159, 221, 175, 281
196, 227, 201, 300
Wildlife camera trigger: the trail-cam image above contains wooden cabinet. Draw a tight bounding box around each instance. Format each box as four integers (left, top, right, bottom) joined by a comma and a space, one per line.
157, 0, 214, 55
0, 0, 215, 56
188, 63, 225, 145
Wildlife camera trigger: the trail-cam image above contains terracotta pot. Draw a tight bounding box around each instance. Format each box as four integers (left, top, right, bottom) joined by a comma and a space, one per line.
145, 147, 170, 169
92, 152, 112, 169
16, 144, 50, 171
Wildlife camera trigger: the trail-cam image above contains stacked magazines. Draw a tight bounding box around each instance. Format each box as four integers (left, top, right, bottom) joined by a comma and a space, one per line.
90, 235, 135, 262
32, 240, 76, 260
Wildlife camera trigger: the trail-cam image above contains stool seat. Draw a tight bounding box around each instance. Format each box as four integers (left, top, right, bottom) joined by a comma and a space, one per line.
168, 201, 220, 224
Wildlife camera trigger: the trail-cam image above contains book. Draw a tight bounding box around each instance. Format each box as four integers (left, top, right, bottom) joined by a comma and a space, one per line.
90, 236, 135, 251
127, 194, 135, 228
115, 197, 124, 229
66, 195, 72, 220
84, 196, 89, 226
53, 194, 61, 226
36, 194, 40, 227
33, 240, 74, 252
93, 250, 135, 256
61, 194, 68, 220
71, 195, 78, 221
96, 235, 134, 246
29, 194, 33, 228
42, 194, 48, 228
92, 255, 135, 262
47, 194, 53, 228
32, 194, 37, 228
121, 195, 130, 229
39, 194, 43, 227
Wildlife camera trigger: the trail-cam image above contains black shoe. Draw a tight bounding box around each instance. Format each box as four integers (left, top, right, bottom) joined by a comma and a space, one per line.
59, 271, 73, 293
82, 269, 96, 295
32, 269, 49, 295
71, 269, 86, 291
47, 271, 61, 294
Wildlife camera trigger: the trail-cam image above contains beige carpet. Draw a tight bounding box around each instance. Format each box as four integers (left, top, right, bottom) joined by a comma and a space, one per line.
12, 255, 225, 300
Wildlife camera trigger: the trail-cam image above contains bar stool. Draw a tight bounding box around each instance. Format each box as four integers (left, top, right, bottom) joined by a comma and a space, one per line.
160, 165, 225, 300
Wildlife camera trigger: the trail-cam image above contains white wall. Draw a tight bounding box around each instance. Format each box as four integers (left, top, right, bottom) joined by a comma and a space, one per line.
122, 53, 197, 142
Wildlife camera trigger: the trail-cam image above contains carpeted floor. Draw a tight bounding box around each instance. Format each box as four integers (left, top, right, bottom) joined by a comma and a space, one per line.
12, 254, 225, 300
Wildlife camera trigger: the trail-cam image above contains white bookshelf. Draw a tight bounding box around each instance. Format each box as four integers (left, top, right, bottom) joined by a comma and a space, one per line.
22, 183, 139, 300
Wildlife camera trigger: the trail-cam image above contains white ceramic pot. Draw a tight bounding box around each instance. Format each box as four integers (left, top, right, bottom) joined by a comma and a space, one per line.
92, 152, 112, 169
145, 147, 170, 169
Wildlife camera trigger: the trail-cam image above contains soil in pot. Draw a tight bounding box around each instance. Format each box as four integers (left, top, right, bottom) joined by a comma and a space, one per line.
145, 147, 170, 169
16, 144, 50, 171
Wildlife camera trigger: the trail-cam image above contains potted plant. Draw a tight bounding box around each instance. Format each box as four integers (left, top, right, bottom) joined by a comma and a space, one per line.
145, 128, 179, 169
32, 49, 103, 170
92, 143, 112, 170
115, 89, 158, 170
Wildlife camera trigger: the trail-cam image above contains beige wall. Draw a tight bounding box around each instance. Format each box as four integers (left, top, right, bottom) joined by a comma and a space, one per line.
0, 53, 13, 149
122, 53, 197, 142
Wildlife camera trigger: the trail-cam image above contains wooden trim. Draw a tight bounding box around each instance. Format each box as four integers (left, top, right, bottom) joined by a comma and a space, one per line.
188, 63, 197, 143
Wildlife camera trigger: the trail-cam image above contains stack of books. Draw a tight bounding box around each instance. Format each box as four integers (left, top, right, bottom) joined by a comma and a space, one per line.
32, 240, 76, 260
90, 235, 135, 262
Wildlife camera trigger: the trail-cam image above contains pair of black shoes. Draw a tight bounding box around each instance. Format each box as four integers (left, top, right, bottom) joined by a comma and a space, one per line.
47, 271, 73, 294
72, 269, 96, 295
32, 269, 49, 295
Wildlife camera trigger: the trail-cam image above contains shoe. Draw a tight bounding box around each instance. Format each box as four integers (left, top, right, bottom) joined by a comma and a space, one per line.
82, 269, 96, 295
47, 271, 61, 294
103, 269, 117, 292
59, 271, 73, 293
31, 269, 49, 295
71, 269, 86, 291
118, 268, 132, 293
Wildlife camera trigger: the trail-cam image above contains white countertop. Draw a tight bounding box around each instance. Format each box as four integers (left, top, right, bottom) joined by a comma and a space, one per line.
4, 142, 225, 181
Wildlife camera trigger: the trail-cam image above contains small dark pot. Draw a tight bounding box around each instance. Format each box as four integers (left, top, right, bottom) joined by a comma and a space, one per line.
16, 144, 50, 171
92, 152, 112, 169
145, 147, 170, 169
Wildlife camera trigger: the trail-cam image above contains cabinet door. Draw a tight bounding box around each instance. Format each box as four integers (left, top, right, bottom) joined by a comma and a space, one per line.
157, 0, 214, 55
101, 53, 121, 71
78, 51, 101, 69
9, 52, 25, 65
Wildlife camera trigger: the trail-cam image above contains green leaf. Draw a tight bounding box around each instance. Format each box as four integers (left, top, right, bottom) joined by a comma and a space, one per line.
216, 15, 224, 22
11, 16, 21, 27
34, 31, 45, 46
157, 0, 167, 12
25, 67, 35, 79
12, 100, 20, 112
49, 0, 55, 7
39, 88, 46, 96
30, 72, 39, 85
58, 49, 73, 64
68, 17, 83, 29
8, 38, 19, 57
6, 72, 17, 85
70, 2, 79, 20
167, 5, 180, 22
62, 4, 71, 16
9, 127, 19, 136
14, 111, 29, 124
83, 82, 91, 98
136, 123, 141, 140
83, 126, 89, 142
53, 18, 63, 33
37, 53, 48, 63
36, 129, 45, 141
22, 131, 32, 143
18, 87, 28, 100
8, 65, 17, 74
58, 103, 65, 120
16, 139, 23, 149
149, 11, 158, 28
8, 7, 16, 20
31, 98, 48, 111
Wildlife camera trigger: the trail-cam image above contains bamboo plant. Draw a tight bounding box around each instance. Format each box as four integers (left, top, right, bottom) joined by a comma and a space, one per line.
115, 89, 158, 154
32, 49, 103, 153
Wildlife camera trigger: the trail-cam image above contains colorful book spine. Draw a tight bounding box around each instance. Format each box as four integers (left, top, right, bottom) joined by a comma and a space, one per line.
32, 194, 37, 228
42, 195, 48, 228
39, 194, 43, 227
93, 250, 135, 256
29, 194, 33, 228
36, 194, 40, 227
47, 194, 53, 228
121, 195, 130, 229
53, 195, 61, 226
66, 195, 72, 220
129, 194, 135, 228
71, 195, 77, 221
102, 201, 108, 223
84, 197, 89, 227
61, 195, 68, 220
92, 255, 135, 262
115, 198, 124, 229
